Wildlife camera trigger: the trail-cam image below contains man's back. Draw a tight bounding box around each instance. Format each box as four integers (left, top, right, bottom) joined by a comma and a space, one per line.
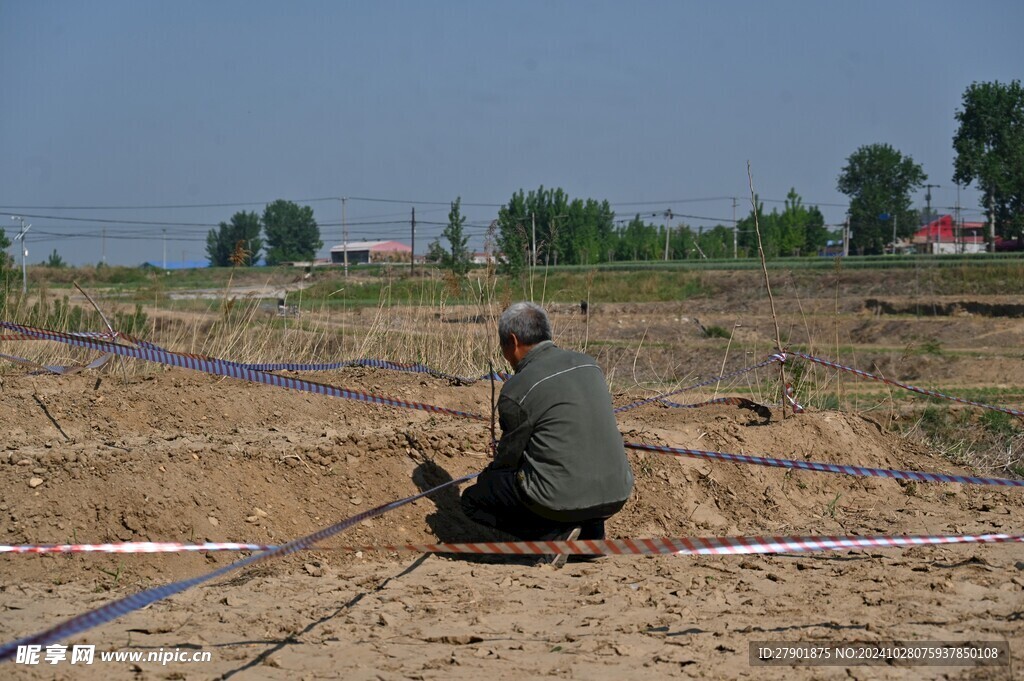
497, 341, 634, 521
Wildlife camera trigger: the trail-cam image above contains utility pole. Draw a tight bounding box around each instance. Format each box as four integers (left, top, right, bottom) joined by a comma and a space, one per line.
411, 206, 416, 276
162, 228, 167, 270
531, 212, 536, 268
843, 217, 850, 257
732, 197, 738, 259
341, 197, 349, 278
101, 226, 107, 264
923, 183, 940, 252
11, 216, 31, 295
987, 192, 995, 253
663, 208, 673, 261
955, 182, 961, 254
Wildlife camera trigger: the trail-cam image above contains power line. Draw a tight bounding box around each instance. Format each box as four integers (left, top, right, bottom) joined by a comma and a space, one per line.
11, 192, 993, 246
0, 197, 341, 211
615, 211, 738, 224
347, 195, 504, 208
608, 196, 734, 206
758, 197, 850, 208
6, 213, 221, 227
2, 188, 991, 218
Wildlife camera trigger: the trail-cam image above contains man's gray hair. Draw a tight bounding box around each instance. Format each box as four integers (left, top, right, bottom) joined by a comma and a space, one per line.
498, 302, 552, 347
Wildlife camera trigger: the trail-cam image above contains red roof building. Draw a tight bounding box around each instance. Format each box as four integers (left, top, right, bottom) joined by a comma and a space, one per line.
329, 240, 412, 264
911, 215, 987, 254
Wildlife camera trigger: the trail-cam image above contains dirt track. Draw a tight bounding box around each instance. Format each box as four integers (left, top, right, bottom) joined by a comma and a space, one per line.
1, 363, 1021, 680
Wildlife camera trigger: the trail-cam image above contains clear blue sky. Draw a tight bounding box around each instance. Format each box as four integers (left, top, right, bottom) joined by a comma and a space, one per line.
1, 1, 1021, 265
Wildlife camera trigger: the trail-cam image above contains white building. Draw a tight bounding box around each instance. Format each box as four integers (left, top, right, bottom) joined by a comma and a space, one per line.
329, 240, 412, 265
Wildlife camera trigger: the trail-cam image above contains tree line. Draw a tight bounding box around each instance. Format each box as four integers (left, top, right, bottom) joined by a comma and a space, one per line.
427, 186, 834, 276
482, 186, 832, 274
441, 78, 1021, 268
206, 199, 322, 266
201, 80, 1024, 268
836, 79, 1022, 255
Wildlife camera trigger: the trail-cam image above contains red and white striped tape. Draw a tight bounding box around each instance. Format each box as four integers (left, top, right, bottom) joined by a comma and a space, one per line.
0, 541, 270, 555
3, 533, 1021, 557
357, 532, 1024, 556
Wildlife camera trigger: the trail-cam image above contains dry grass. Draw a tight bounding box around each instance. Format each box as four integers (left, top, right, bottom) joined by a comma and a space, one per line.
2, 265, 1022, 479
0, 272, 512, 379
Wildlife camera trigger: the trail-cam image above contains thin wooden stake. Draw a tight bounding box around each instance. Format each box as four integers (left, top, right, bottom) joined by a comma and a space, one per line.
75, 281, 128, 385
488, 359, 497, 458
747, 162, 789, 417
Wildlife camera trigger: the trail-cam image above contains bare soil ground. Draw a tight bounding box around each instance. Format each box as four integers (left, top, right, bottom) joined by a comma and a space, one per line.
2, 274, 1024, 680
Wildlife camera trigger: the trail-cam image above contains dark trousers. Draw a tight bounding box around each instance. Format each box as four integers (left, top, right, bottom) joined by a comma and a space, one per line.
460, 468, 612, 542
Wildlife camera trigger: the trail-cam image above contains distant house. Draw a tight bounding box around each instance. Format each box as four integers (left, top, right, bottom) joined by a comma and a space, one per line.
471, 251, 497, 265
818, 240, 845, 257
143, 259, 210, 270
911, 215, 986, 254
329, 240, 412, 265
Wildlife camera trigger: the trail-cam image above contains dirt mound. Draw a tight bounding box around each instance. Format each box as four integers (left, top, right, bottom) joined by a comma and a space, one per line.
2, 368, 1021, 680
1, 369, 1017, 585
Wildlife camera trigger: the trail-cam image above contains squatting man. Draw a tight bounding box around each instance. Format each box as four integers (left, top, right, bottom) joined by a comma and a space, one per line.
460, 302, 634, 564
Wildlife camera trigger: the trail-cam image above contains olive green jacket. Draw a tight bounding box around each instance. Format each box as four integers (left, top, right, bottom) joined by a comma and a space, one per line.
492, 341, 634, 520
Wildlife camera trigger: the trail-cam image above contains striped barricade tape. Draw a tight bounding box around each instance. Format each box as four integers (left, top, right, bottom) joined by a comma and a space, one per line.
1, 329, 118, 374
788, 351, 1024, 418
0, 351, 113, 375
0, 331, 115, 342
624, 441, 1024, 487
0, 322, 486, 422
345, 532, 1024, 557
0, 351, 63, 374
2, 532, 1021, 557
116, 333, 507, 383
614, 354, 783, 414
784, 382, 805, 414
2, 327, 1020, 662
4, 324, 784, 399
0, 458, 1018, 661
240, 359, 496, 384
7, 328, 501, 383
3, 321, 1019, 489
654, 396, 773, 420
0, 542, 272, 555
3, 321, 1020, 489
6, 327, 1024, 421
0, 472, 479, 663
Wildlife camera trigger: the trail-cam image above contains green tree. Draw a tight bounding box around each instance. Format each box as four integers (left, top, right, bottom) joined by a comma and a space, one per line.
533, 187, 569, 266
206, 210, 263, 267
616, 215, 661, 260
496, 190, 530, 275
803, 205, 828, 255
837, 143, 926, 255
44, 249, 66, 268
734, 191, 826, 257
590, 199, 617, 263
555, 197, 616, 265
736, 198, 768, 257
497, 187, 618, 270
698, 225, 735, 259
777, 190, 808, 256
440, 197, 471, 275
953, 80, 1024, 239
262, 200, 321, 266
424, 238, 445, 264
670, 224, 699, 259
776, 189, 828, 256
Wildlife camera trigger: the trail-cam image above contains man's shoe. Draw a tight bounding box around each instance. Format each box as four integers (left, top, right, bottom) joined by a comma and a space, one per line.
548, 526, 581, 569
